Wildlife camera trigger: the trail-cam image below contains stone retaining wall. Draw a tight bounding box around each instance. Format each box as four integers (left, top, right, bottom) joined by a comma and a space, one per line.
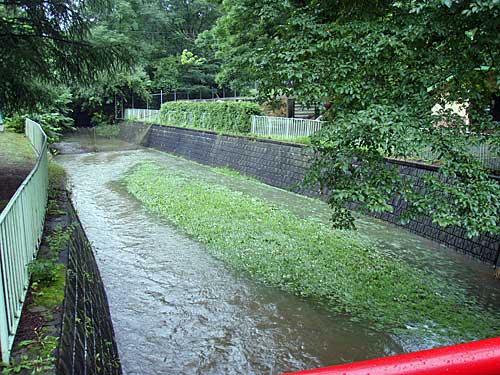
133, 122, 500, 266
57, 198, 121, 374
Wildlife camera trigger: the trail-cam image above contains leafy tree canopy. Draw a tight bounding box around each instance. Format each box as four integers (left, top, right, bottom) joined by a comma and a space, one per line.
212, 0, 500, 237
75, 0, 221, 109
0, 0, 127, 112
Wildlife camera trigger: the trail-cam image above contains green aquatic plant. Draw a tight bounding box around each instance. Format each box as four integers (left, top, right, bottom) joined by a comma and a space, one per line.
124, 162, 500, 343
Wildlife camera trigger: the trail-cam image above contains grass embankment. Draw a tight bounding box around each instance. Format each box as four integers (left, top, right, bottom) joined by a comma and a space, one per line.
124, 162, 500, 343
0, 130, 35, 165
0, 130, 36, 212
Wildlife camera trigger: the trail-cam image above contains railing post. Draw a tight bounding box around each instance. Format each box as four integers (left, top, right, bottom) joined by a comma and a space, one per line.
0, 239, 10, 363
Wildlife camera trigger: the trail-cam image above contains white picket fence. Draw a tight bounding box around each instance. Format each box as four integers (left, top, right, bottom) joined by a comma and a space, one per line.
251, 115, 323, 139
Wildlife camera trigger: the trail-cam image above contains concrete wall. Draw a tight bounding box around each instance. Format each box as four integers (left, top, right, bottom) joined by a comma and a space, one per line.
57, 199, 121, 375
135, 123, 500, 266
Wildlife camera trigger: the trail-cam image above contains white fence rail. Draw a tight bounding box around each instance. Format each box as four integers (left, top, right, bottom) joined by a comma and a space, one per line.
0, 119, 48, 363
125, 108, 208, 128
124, 108, 161, 122
251, 115, 323, 139
122, 109, 500, 170
417, 144, 500, 171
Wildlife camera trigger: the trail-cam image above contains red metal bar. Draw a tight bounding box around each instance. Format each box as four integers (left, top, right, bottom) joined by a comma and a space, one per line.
283, 337, 500, 375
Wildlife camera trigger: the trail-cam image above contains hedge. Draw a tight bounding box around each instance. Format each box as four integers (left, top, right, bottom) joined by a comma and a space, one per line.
160, 100, 262, 133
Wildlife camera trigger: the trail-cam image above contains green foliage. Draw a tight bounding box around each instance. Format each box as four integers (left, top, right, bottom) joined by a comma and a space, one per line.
6, 113, 73, 144
29, 260, 60, 287
73, 0, 221, 111
4, 117, 25, 133
180, 49, 207, 66
32, 265, 66, 309
153, 57, 181, 92
91, 112, 112, 127
1, 334, 58, 374
95, 125, 120, 138
211, 0, 500, 236
5, 89, 75, 143
160, 100, 262, 133
0, 0, 127, 113
29, 225, 70, 308
35, 113, 74, 144
46, 226, 72, 255
91, 112, 120, 137
48, 162, 67, 199
125, 162, 500, 343
0, 130, 35, 166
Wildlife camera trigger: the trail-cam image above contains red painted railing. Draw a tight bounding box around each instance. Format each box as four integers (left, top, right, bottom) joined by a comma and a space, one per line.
283, 337, 500, 375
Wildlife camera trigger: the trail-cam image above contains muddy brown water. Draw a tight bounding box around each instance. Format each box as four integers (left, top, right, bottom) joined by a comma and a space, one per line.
55, 134, 500, 375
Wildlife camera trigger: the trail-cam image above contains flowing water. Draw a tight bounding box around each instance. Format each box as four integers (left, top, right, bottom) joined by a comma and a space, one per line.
55, 133, 500, 375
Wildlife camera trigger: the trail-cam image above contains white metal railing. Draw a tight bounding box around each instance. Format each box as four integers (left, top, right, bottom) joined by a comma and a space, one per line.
124, 108, 161, 122
126, 110, 324, 139
251, 115, 323, 139
125, 108, 207, 128
122, 110, 500, 169
0, 119, 48, 364
416, 143, 500, 171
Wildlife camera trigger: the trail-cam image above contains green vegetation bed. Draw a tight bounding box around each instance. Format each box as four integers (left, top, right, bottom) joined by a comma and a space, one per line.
0, 130, 35, 166
124, 162, 500, 343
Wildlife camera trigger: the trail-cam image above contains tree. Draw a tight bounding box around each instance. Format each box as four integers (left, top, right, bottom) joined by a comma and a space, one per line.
76, 0, 221, 109
211, 0, 500, 237
0, 0, 126, 113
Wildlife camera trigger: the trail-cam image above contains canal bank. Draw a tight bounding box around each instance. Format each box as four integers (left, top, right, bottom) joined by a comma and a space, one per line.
55, 130, 500, 374
132, 122, 500, 265
57, 149, 403, 375
2, 163, 121, 374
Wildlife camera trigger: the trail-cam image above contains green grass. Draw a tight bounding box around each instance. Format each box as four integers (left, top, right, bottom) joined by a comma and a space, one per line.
248, 133, 312, 145
32, 264, 66, 308
213, 166, 260, 182
48, 162, 67, 193
0, 130, 35, 165
124, 162, 500, 343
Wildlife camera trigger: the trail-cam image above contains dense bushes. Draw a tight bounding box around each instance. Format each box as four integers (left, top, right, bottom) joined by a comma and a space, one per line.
160, 100, 262, 133
5, 91, 75, 144
6, 113, 74, 144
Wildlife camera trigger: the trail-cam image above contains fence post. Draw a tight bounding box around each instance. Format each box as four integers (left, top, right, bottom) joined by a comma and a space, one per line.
0, 243, 10, 363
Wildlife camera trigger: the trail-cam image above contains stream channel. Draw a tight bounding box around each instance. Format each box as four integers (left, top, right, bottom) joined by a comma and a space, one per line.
55, 132, 500, 375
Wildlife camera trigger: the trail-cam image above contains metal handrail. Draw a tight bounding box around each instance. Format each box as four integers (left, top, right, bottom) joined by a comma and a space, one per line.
0, 119, 48, 364
282, 336, 500, 375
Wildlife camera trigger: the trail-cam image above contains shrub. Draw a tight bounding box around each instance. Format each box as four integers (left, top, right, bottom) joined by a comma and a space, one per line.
160, 100, 262, 133
29, 259, 60, 286
5, 115, 26, 133
6, 113, 74, 144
